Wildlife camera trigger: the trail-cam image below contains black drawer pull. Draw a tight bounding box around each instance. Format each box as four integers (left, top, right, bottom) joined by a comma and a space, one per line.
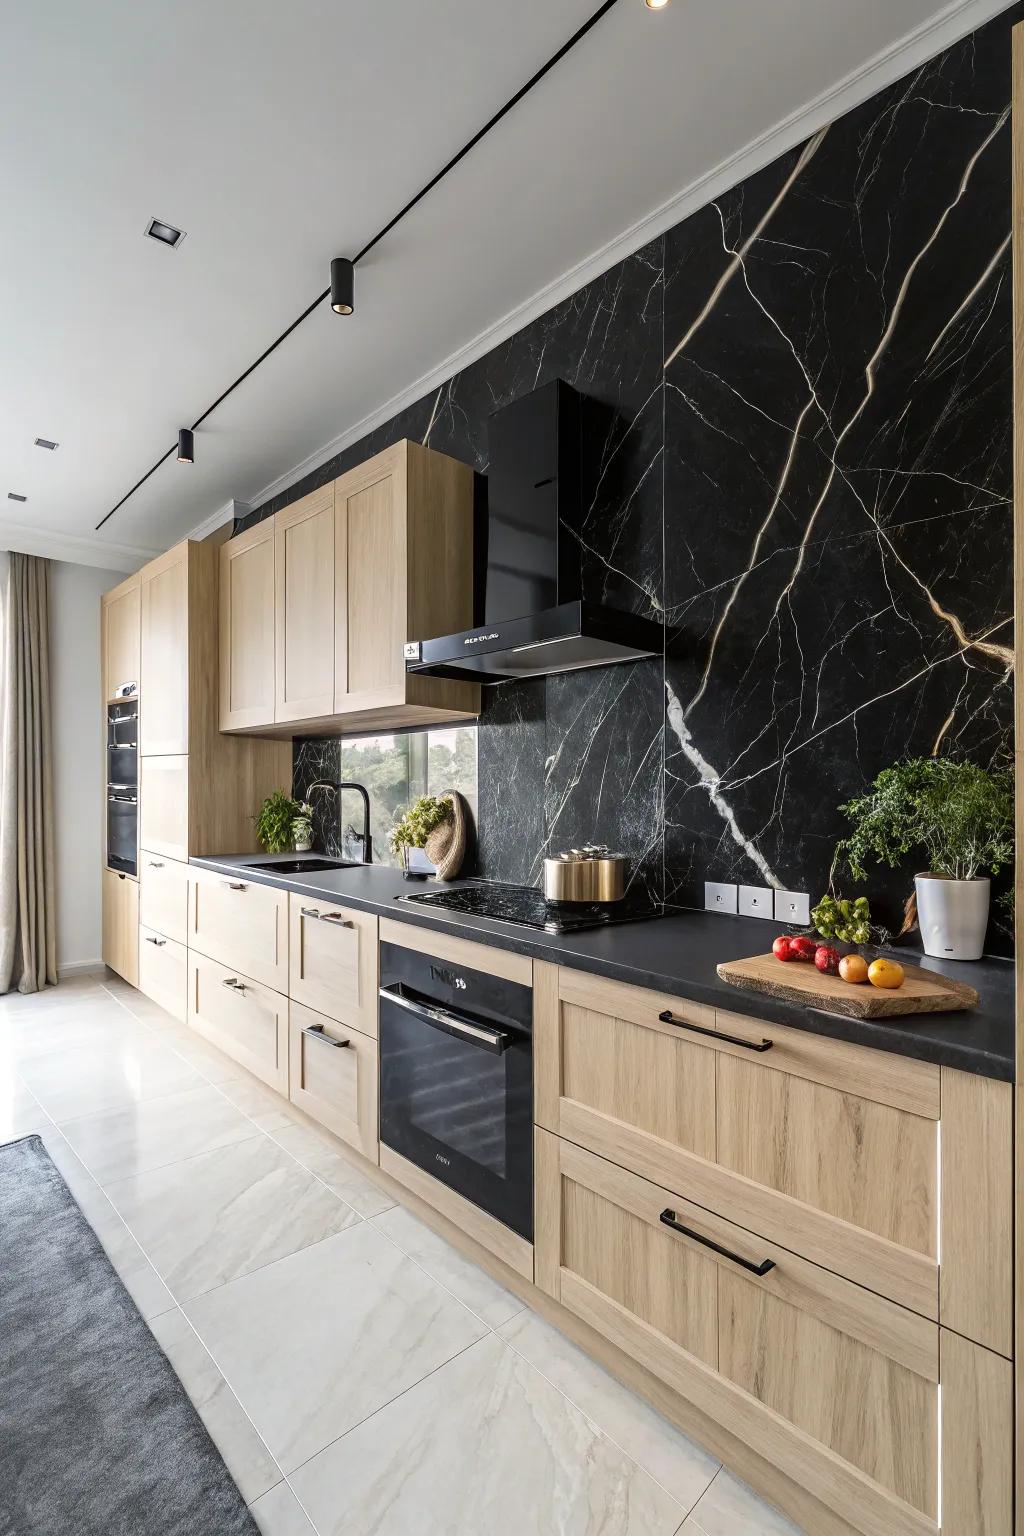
147, 860, 165, 869
303, 1023, 350, 1050
223, 881, 247, 892
658, 1010, 772, 1052
659, 1209, 776, 1276
144, 936, 167, 947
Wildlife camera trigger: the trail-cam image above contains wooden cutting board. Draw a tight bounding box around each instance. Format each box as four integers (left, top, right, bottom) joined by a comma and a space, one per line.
716, 952, 978, 1018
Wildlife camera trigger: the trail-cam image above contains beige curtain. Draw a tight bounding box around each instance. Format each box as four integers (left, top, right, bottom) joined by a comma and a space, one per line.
0, 553, 56, 993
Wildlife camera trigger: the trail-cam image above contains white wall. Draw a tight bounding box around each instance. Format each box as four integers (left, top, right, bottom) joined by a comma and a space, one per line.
50, 559, 123, 972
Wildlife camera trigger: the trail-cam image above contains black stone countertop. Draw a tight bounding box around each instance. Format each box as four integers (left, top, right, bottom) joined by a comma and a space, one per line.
190, 854, 1015, 1083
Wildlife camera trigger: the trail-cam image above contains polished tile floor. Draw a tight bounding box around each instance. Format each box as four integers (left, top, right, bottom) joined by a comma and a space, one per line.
0, 973, 805, 1536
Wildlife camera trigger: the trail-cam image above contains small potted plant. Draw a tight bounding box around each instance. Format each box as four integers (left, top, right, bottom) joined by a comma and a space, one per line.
255, 790, 313, 855
389, 794, 465, 880
834, 757, 1013, 960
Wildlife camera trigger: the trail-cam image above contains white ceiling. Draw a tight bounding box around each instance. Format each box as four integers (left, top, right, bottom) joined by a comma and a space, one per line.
0, 0, 1004, 571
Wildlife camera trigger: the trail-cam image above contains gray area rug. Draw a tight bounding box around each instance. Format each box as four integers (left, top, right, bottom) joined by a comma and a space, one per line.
0, 1134, 261, 1536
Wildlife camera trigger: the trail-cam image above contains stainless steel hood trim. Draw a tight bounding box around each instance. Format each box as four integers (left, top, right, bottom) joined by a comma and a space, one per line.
405, 600, 663, 684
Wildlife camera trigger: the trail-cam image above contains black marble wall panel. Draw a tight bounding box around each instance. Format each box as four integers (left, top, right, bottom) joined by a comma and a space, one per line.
243, 5, 1016, 936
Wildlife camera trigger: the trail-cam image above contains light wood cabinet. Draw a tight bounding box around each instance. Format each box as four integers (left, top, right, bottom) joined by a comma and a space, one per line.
275, 485, 335, 722
289, 1000, 378, 1159
139, 755, 189, 861
138, 852, 190, 947
102, 869, 138, 984
219, 520, 277, 730
187, 950, 288, 1094
188, 864, 288, 992
138, 925, 187, 1022
288, 895, 378, 1035
102, 576, 140, 702
140, 545, 188, 754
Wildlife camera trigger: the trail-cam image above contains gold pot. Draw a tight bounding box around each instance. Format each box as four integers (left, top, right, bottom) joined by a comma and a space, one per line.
543, 846, 628, 903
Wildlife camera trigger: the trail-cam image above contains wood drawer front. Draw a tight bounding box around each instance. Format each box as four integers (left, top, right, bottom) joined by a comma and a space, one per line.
138, 852, 189, 945
138, 926, 187, 1022
289, 1001, 378, 1160
716, 1053, 937, 1260
288, 896, 378, 1035
189, 867, 288, 992
536, 1131, 939, 1536
139, 755, 189, 860
187, 952, 288, 1094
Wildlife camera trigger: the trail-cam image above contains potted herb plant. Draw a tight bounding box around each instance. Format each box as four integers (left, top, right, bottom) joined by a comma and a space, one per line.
255, 790, 313, 855
389, 794, 465, 879
834, 757, 1013, 960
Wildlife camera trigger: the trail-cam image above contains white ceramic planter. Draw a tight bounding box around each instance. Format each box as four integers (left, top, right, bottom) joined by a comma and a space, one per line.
914, 873, 990, 961
294, 836, 312, 853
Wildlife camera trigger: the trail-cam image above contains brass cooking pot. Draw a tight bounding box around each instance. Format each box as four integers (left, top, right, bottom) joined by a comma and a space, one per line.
543, 845, 628, 903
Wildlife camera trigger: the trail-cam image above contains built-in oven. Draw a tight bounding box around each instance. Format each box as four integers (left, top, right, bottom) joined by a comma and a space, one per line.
378, 939, 533, 1241
106, 699, 138, 876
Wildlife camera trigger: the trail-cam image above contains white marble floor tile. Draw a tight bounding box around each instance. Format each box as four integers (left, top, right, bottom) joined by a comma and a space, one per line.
682, 1470, 806, 1536
373, 1203, 524, 1329
59, 1081, 263, 1185
16, 1034, 201, 1120
291, 1332, 685, 1536
0, 1076, 51, 1141
185, 1223, 489, 1473
268, 1121, 395, 1218
250, 1481, 317, 1536
148, 1308, 281, 1504
106, 1135, 361, 1302
216, 1073, 298, 1119
500, 1309, 719, 1511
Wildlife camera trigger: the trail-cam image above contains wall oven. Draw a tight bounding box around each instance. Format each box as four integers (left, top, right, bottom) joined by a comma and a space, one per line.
106, 699, 138, 875
378, 939, 533, 1241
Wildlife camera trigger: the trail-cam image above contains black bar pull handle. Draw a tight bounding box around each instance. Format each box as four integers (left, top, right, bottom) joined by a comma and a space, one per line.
303, 1023, 350, 1050
659, 1209, 776, 1277
658, 1010, 772, 1052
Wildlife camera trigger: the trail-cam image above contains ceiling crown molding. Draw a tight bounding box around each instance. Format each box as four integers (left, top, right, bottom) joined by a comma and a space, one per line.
245, 0, 1007, 515
187, 498, 249, 542
0, 519, 158, 574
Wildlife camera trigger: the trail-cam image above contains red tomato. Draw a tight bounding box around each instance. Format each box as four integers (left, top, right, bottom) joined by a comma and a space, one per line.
814, 944, 841, 975
772, 935, 794, 962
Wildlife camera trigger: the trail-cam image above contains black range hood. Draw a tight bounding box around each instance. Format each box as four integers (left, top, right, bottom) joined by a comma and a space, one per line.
404, 380, 662, 684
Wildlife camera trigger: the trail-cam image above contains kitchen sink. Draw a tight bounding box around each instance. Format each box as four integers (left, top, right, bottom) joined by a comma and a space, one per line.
242, 857, 358, 874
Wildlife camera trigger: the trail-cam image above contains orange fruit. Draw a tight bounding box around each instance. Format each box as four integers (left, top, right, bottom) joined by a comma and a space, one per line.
867, 958, 905, 990
838, 954, 869, 984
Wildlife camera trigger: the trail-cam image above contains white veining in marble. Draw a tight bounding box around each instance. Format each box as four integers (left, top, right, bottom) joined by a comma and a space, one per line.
291, 1332, 685, 1536
372, 1204, 524, 1330
185, 1223, 489, 1472
500, 1309, 719, 1511
105, 1134, 360, 1301
148, 1308, 281, 1504
267, 1120, 396, 1219
59, 1081, 260, 1185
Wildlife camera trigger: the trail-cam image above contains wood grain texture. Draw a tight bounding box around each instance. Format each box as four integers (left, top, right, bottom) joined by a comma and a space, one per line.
138, 926, 187, 1022
101, 868, 138, 985
218, 519, 276, 730
532, 961, 561, 1131
274, 484, 335, 723
139, 545, 189, 755
558, 965, 714, 1034
139, 754, 189, 860
288, 999, 378, 1160
940, 1328, 1013, 1536
717, 1053, 938, 1258
533, 1126, 562, 1299
188, 863, 289, 993
379, 915, 532, 986
378, 1144, 533, 1280
288, 895, 378, 1036
101, 576, 140, 702
717, 953, 977, 1016
138, 852, 190, 946
186, 950, 288, 1094
939, 1067, 1013, 1360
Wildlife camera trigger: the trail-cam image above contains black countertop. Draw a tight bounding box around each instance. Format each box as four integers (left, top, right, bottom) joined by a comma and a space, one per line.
190, 854, 1015, 1083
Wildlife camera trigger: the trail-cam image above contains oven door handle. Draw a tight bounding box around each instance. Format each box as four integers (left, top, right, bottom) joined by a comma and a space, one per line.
379, 985, 511, 1055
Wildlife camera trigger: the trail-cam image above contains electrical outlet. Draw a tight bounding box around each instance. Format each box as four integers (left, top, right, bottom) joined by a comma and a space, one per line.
739, 884, 774, 920
704, 881, 738, 915
774, 888, 810, 926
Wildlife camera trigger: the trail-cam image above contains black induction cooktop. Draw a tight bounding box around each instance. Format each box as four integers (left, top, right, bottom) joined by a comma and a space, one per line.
397, 881, 665, 935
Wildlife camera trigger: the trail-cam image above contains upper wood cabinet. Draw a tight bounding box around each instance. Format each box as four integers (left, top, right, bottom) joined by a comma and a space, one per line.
218, 441, 480, 735
219, 520, 276, 730
275, 484, 335, 722
102, 575, 140, 702
140, 545, 189, 754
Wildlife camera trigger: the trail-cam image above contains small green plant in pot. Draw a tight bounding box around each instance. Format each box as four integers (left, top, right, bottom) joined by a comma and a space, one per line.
389, 795, 452, 872
834, 757, 1013, 960
255, 790, 310, 855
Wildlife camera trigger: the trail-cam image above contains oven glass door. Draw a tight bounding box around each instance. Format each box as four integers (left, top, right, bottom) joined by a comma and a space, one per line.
379, 983, 533, 1241
107, 793, 138, 876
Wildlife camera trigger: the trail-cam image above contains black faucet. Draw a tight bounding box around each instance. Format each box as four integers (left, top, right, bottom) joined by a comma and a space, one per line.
307, 781, 373, 864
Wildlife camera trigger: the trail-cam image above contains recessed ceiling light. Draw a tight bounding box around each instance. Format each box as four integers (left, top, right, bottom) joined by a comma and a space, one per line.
34, 437, 58, 451
7, 492, 27, 502
144, 217, 186, 249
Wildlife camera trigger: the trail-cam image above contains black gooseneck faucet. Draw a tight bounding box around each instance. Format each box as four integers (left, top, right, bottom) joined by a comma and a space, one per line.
307, 781, 373, 864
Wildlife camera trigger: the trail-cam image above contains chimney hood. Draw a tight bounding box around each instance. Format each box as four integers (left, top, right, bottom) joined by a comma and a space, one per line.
404, 380, 662, 684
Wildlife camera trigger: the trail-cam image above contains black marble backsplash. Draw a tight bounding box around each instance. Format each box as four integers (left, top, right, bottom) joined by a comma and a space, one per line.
244, 6, 1017, 939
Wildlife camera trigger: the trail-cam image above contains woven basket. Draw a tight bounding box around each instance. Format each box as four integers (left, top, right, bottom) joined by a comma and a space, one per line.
424, 792, 467, 881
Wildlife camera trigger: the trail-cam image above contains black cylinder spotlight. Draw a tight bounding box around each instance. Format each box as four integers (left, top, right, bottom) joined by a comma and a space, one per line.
177, 428, 194, 464
330, 257, 354, 316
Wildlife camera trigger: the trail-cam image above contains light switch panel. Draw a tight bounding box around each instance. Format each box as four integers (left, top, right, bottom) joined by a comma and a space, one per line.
704, 881, 738, 915
739, 884, 774, 919
774, 888, 810, 926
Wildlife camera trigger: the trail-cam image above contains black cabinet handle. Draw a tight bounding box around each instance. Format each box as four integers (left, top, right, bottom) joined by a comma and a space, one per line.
658, 1010, 772, 1052
144, 936, 166, 947
302, 1023, 350, 1050
659, 1209, 776, 1276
